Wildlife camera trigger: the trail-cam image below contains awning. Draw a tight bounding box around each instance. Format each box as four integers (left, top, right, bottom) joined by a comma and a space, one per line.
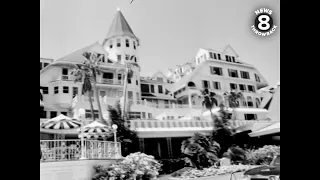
249, 122, 280, 137
129, 120, 273, 138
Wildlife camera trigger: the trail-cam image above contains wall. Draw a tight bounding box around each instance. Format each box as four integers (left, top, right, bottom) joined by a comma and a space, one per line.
40, 159, 119, 180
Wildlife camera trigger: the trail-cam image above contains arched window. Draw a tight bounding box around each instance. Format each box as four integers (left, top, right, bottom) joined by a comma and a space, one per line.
255, 98, 261, 108
187, 81, 196, 87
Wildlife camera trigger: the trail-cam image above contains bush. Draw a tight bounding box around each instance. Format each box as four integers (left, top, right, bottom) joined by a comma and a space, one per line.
92, 152, 162, 180
158, 158, 186, 175
181, 133, 220, 170
245, 145, 280, 165
223, 146, 247, 164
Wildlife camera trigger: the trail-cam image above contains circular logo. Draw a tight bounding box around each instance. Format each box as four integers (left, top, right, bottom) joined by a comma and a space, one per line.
251, 8, 277, 36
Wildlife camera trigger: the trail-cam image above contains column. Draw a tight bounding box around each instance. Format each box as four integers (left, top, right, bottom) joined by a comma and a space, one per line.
139, 138, 145, 153
188, 91, 192, 108
166, 137, 173, 159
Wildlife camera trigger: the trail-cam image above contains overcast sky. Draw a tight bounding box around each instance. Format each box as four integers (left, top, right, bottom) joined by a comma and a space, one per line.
40, 0, 280, 86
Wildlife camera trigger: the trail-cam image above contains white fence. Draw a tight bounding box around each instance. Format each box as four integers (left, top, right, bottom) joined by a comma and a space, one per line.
40, 139, 121, 162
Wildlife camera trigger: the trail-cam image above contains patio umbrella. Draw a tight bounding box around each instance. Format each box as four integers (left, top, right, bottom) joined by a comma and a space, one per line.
78, 121, 112, 139
41, 114, 81, 130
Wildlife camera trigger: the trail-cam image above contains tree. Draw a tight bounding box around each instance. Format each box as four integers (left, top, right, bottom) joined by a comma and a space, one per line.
107, 100, 138, 156
121, 63, 134, 120
71, 51, 106, 124
223, 91, 243, 120
200, 88, 219, 126
181, 133, 220, 170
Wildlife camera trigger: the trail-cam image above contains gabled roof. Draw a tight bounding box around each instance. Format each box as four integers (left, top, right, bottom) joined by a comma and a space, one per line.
105, 9, 138, 41
223, 44, 239, 57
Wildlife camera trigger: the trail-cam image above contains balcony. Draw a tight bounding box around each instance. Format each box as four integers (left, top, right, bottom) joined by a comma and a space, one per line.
97, 78, 124, 86
51, 75, 75, 82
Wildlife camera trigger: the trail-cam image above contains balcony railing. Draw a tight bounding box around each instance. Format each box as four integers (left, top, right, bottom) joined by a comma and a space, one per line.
40, 139, 121, 162
52, 75, 75, 82
98, 79, 124, 85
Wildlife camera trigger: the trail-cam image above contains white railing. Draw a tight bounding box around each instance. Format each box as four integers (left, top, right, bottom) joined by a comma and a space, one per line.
52, 75, 75, 82
40, 139, 121, 162
98, 79, 124, 85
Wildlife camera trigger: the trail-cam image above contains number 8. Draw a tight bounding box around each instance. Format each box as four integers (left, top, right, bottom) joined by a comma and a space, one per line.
258, 15, 270, 31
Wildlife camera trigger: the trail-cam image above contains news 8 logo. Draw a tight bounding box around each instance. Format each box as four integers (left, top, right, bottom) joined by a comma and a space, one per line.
251, 8, 277, 37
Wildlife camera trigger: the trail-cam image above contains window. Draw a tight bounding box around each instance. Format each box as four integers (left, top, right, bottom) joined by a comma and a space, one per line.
242, 100, 247, 107
151, 85, 155, 93
40, 110, 46, 118
202, 80, 210, 89
255, 74, 261, 82
230, 83, 237, 90
117, 91, 123, 97
240, 71, 250, 79
157, 77, 163, 82
63, 86, 69, 94
100, 91, 106, 97
209, 52, 213, 58
42, 87, 49, 94
148, 113, 152, 119
213, 53, 217, 59
142, 112, 146, 119
85, 110, 99, 119
62, 68, 68, 80
125, 39, 129, 47
210, 67, 223, 76
116, 39, 121, 47
217, 54, 221, 60
118, 74, 122, 80
158, 85, 163, 94
245, 114, 257, 120
255, 98, 261, 108
248, 85, 256, 92
133, 41, 136, 49
247, 96, 253, 107
50, 111, 57, 118
125, 54, 130, 60
239, 84, 247, 92
128, 78, 131, 84
141, 84, 150, 93
164, 100, 169, 108
134, 57, 137, 62
129, 112, 141, 119
72, 87, 78, 97
213, 81, 221, 90
109, 40, 113, 49
128, 91, 133, 100
226, 55, 231, 62
228, 69, 239, 78
61, 112, 67, 116
232, 57, 235, 62
54, 86, 59, 94
44, 63, 49, 68
136, 80, 139, 85
117, 55, 121, 62
103, 72, 113, 79
136, 92, 140, 100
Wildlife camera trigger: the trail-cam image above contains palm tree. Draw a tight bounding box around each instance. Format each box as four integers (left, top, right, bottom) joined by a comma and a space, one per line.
223, 91, 243, 120
200, 88, 219, 127
71, 51, 106, 124
107, 100, 138, 156
121, 63, 133, 120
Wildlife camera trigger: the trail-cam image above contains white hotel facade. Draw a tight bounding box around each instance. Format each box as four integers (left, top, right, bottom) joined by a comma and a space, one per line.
40, 9, 274, 158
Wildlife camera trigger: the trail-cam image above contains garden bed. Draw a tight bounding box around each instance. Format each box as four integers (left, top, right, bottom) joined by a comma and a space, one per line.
168, 165, 258, 180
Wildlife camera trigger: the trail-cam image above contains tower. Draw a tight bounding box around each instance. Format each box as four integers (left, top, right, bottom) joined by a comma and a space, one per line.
102, 8, 142, 103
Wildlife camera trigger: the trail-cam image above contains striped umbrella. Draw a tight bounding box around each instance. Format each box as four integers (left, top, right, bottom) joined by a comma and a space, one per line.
78, 121, 112, 139
41, 114, 81, 130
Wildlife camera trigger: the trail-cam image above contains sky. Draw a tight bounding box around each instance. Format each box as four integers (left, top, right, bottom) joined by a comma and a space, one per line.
40, 0, 280, 86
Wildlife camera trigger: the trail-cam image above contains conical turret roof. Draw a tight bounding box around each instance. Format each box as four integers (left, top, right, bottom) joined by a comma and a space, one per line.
105, 8, 138, 40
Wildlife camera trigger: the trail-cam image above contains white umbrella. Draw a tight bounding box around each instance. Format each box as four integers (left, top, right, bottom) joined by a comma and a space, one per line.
249, 122, 280, 137
41, 114, 81, 130
78, 121, 112, 139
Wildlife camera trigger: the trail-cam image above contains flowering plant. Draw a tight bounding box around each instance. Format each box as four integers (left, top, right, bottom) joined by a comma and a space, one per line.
245, 145, 280, 165
93, 152, 162, 180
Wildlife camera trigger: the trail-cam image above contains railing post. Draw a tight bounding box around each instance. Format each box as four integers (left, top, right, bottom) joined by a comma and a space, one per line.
172, 103, 175, 108
144, 99, 147, 106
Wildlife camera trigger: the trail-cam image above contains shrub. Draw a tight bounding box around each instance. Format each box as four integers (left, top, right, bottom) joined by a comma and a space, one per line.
245, 145, 280, 165
92, 152, 162, 180
181, 133, 220, 170
223, 146, 247, 164
158, 158, 186, 175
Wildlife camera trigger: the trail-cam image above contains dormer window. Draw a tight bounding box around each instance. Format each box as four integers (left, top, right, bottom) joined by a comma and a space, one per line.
217, 54, 221, 60
232, 56, 236, 62
226, 55, 232, 62
116, 39, 121, 47
125, 39, 129, 47
133, 41, 136, 49
134, 57, 137, 62
109, 40, 113, 49
209, 52, 213, 59
213, 53, 217, 59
